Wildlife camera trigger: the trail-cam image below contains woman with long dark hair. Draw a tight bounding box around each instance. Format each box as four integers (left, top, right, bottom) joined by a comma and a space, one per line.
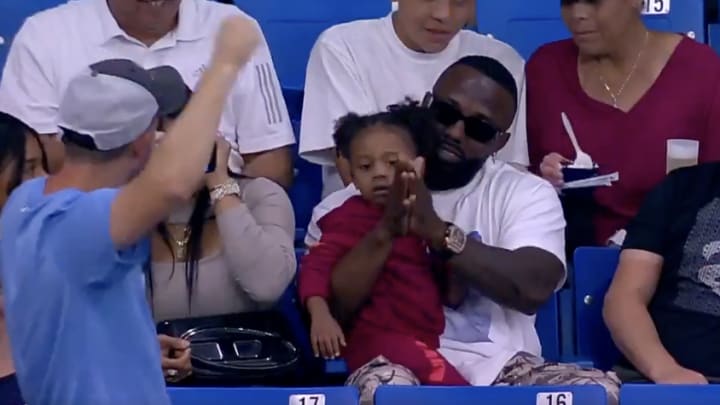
149, 93, 296, 380
0, 111, 49, 405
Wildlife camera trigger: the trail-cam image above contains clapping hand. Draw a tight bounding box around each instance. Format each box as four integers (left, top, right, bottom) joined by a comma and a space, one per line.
379, 160, 417, 237
405, 158, 447, 248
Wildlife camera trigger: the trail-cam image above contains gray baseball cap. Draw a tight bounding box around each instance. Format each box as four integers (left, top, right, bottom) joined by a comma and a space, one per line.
57, 59, 190, 151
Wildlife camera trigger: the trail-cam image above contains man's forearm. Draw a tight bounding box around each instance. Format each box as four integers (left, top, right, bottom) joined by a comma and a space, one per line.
604, 298, 679, 381
447, 240, 564, 314
330, 226, 392, 323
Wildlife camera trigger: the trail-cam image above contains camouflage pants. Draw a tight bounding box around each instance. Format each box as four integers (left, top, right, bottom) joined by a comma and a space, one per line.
346, 352, 620, 405
493, 352, 620, 405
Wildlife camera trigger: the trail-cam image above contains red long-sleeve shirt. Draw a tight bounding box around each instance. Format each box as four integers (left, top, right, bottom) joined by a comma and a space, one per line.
298, 196, 445, 370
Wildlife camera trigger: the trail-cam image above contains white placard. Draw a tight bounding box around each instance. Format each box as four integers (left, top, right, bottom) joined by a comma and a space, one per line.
536, 392, 573, 405
642, 0, 670, 15
289, 394, 326, 405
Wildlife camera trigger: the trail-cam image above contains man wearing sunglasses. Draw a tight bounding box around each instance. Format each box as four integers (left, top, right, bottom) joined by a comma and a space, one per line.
298, 0, 528, 198
306, 56, 620, 405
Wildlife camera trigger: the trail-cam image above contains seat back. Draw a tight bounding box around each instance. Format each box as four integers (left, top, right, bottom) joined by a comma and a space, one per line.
475, 0, 705, 59
234, 0, 390, 90
287, 114, 322, 244
535, 292, 561, 361
375, 385, 608, 405
573, 247, 621, 370
0, 0, 64, 76
276, 249, 313, 358
168, 387, 359, 405
620, 384, 720, 405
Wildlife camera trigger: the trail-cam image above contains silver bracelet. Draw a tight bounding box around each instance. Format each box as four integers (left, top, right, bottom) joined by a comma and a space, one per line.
209, 180, 241, 205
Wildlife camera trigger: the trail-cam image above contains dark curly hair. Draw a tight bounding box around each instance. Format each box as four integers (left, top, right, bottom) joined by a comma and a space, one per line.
333, 100, 441, 162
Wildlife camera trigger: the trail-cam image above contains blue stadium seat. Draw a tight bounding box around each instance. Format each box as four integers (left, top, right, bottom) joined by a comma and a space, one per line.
536, 293, 561, 361
276, 249, 313, 360
375, 385, 608, 405
287, 117, 322, 245
234, 0, 390, 90
475, 0, 706, 59
620, 384, 720, 404
709, 23, 720, 54
0, 0, 63, 76
168, 387, 359, 405
572, 247, 621, 370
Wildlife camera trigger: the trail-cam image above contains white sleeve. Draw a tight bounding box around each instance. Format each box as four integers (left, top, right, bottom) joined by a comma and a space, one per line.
222, 20, 294, 155
499, 178, 567, 288
298, 34, 375, 167
496, 73, 529, 167
303, 184, 359, 246
0, 17, 59, 134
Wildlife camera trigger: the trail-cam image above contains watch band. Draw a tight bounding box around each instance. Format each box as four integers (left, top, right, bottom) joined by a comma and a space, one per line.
209, 180, 241, 205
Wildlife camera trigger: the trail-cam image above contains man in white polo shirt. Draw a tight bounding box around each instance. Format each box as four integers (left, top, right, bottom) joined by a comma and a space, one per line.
307, 56, 620, 405
298, 0, 528, 197
0, 0, 294, 187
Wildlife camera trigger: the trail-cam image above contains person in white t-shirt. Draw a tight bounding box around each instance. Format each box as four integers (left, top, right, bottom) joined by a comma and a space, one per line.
298, 0, 528, 198
306, 56, 620, 405
0, 0, 294, 187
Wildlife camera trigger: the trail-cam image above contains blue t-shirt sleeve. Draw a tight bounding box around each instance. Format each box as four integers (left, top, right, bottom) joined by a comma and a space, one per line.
50, 188, 149, 286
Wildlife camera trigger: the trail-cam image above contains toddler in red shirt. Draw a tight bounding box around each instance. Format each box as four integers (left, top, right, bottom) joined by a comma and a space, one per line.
298, 102, 468, 385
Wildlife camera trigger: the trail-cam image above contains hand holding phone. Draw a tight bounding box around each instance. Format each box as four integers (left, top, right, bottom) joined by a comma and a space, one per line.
205, 137, 232, 189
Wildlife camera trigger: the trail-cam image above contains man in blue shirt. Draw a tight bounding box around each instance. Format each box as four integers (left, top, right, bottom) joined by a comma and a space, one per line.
0, 17, 259, 405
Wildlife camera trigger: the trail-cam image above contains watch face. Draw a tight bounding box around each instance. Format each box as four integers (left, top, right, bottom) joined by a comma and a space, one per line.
446, 225, 466, 253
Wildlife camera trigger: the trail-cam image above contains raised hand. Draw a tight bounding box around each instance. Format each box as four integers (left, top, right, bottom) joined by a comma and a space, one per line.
211, 16, 261, 69
379, 160, 416, 237
406, 157, 446, 248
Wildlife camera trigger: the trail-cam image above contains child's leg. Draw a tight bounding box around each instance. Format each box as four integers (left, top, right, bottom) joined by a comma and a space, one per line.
345, 330, 468, 386
384, 338, 468, 385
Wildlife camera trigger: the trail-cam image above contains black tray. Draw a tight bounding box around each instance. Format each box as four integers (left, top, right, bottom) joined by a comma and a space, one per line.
157, 311, 300, 386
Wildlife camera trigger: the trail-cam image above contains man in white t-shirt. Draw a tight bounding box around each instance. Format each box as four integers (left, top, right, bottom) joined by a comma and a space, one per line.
298, 0, 528, 198
0, 0, 294, 187
306, 56, 620, 405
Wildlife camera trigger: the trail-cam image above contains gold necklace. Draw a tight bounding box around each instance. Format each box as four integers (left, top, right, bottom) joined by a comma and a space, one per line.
598, 30, 650, 109
169, 226, 191, 261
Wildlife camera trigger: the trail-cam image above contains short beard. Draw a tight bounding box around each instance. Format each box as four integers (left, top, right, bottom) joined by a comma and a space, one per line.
424, 154, 483, 191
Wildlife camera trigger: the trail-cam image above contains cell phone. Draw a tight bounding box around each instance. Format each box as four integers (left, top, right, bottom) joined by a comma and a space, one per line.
206, 143, 217, 173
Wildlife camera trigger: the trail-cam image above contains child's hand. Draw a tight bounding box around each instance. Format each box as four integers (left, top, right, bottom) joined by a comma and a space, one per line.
310, 313, 346, 359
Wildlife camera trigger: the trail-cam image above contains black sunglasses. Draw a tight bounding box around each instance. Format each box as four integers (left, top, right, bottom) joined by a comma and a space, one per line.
426, 94, 504, 144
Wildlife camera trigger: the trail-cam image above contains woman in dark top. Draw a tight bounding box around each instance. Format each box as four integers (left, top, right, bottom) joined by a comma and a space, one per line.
527, 0, 720, 246
0, 112, 48, 405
